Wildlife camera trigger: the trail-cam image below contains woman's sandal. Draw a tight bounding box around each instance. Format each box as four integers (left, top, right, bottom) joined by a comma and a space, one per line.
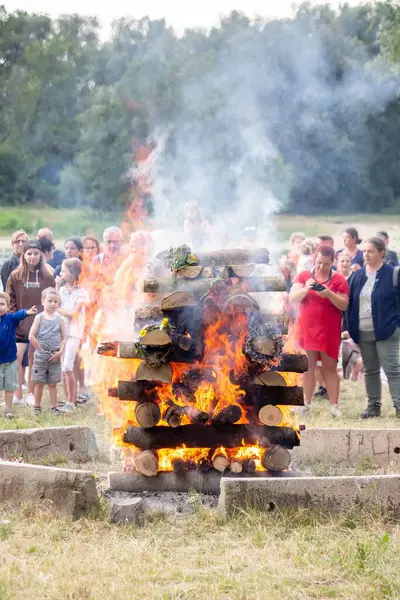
76, 393, 90, 404
33, 407, 42, 415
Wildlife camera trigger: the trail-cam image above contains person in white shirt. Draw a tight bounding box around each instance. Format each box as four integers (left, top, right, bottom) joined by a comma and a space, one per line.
56, 258, 89, 412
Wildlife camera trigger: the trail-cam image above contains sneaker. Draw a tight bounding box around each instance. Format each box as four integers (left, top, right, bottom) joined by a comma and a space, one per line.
331, 405, 342, 418
76, 393, 90, 404
12, 395, 26, 406
4, 409, 14, 419
58, 402, 76, 413
33, 406, 42, 415
26, 393, 35, 407
360, 406, 381, 419
50, 407, 62, 416
313, 386, 328, 399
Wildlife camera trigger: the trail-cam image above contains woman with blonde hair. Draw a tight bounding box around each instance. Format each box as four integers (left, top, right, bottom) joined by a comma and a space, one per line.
6, 240, 54, 404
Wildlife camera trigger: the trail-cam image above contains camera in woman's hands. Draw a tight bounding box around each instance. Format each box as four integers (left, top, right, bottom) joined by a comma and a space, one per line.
311, 282, 326, 292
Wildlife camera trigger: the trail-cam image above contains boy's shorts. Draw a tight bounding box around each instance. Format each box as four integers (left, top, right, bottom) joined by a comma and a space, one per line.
32, 353, 61, 384
0, 360, 18, 391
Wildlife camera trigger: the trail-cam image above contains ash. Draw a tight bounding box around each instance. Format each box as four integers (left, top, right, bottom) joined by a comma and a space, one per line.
101, 488, 218, 516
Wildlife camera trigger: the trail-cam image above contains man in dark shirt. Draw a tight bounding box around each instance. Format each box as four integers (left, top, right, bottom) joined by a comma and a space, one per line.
376, 231, 399, 266
37, 228, 65, 269
0, 229, 28, 290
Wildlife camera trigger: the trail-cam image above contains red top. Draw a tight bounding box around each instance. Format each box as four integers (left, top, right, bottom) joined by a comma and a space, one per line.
294, 270, 349, 361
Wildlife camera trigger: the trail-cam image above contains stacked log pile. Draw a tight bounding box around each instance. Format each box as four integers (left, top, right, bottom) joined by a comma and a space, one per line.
98, 245, 307, 478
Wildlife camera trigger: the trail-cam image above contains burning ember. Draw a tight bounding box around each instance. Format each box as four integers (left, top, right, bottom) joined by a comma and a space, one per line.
96, 242, 307, 479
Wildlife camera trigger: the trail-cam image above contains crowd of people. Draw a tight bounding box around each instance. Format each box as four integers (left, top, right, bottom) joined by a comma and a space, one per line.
0, 220, 399, 421
287, 228, 400, 418
0, 225, 144, 419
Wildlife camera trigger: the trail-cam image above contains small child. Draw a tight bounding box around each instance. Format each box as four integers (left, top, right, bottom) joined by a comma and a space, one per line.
29, 288, 66, 415
56, 258, 89, 412
0, 292, 37, 419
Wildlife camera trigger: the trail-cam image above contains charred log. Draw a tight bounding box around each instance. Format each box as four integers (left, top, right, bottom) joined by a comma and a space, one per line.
163, 403, 209, 427
135, 402, 161, 428
194, 248, 270, 266
242, 459, 257, 474
270, 353, 308, 373
100, 342, 202, 363
211, 405, 242, 426
230, 461, 243, 474
245, 385, 304, 407
123, 424, 300, 450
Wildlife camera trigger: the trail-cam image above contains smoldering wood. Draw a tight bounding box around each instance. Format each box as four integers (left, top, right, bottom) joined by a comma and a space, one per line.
242, 459, 257, 474
176, 265, 203, 279
223, 293, 260, 313
134, 307, 163, 327
143, 276, 285, 294
135, 402, 161, 428
244, 385, 304, 407
270, 353, 308, 373
110, 381, 160, 403
197, 457, 211, 473
211, 405, 242, 426
140, 330, 171, 346
163, 405, 182, 428
123, 424, 300, 449
163, 403, 209, 427
261, 445, 292, 472
108, 469, 300, 494
172, 458, 186, 475
134, 450, 159, 477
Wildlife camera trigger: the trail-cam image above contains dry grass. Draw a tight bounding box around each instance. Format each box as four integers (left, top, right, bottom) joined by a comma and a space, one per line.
1, 381, 400, 599
0, 504, 399, 599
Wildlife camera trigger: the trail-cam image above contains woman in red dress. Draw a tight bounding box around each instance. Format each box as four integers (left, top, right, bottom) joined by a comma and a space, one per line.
289, 246, 349, 417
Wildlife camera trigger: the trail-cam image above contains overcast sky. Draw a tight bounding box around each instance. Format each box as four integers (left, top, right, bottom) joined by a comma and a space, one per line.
4, 0, 364, 33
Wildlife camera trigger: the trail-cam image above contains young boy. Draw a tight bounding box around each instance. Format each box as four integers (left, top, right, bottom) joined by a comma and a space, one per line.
29, 288, 66, 415
0, 292, 37, 419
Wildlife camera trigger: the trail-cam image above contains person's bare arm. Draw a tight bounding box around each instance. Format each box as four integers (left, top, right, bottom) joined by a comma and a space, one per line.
316, 288, 349, 311
28, 315, 43, 351
289, 279, 314, 303
49, 319, 67, 363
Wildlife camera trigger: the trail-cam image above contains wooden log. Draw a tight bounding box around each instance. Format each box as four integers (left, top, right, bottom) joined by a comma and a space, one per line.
172, 458, 186, 474
134, 450, 159, 476
176, 265, 203, 279
252, 336, 277, 356
134, 307, 163, 327
143, 276, 285, 294
270, 353, 308, 373
258, 405, 283, 426
242, 459, 257, 474
223, 293, 259, 313
140, 330, 171, 346
117, 343, 200, 363
211, 405, 242, 426
261, 315, 290, 335
254, 372, 287, 386
245, 385, 304, 407
161, 291, 197, 310
229, 264, 255, 278
163, 405, 182, 428
135, 402, 161, 428
178, 333, 193, 351
212, 455, 229, 472
230, 461, 243, 474
123, 424, 300, 449
261, 445, 291, 472
194, 248, 270, 266
197, 457, 211, 473
110, 381, 159, 403
136, 362, 172, 383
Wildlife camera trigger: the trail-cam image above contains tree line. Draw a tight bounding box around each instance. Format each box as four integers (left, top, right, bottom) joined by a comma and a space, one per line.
2, 2, 400, 217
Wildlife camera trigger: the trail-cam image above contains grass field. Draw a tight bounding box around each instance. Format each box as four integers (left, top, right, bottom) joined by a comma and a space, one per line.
1, 382, 400, 599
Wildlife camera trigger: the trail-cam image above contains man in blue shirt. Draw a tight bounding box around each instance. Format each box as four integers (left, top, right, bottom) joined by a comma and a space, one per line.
37, 228, 65, 270
376, 231, 399, 267
0, 292, 37, 418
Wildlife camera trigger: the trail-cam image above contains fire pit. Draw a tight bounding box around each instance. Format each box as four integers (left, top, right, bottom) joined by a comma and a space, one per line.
99, 246, 307, 492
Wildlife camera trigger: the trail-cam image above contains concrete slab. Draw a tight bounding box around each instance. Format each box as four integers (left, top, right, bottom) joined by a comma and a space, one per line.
0, 461, 99, 519
219, 474, 400, 516
293, 428, 400, 469
0, 426, 98, 463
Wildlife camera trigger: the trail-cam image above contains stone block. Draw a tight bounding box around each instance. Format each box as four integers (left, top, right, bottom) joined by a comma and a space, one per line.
0, 426, 98, 463
0, 461, 99, 519
109, 497, 146, 525
293, 428, 400, 468
219, 474, 400, 516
